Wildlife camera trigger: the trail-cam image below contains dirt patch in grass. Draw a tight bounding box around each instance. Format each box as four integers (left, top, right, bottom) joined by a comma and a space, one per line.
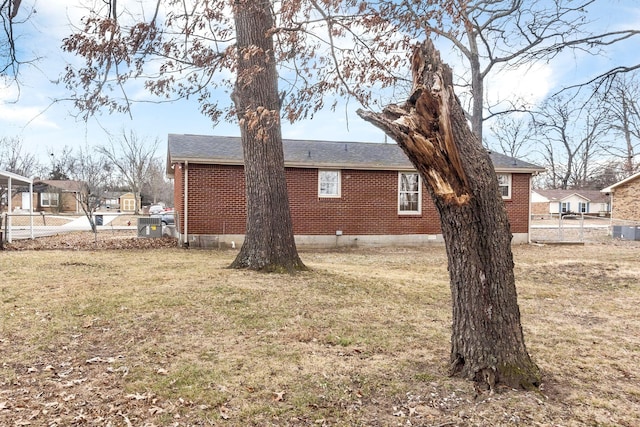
1, 240, 639, 426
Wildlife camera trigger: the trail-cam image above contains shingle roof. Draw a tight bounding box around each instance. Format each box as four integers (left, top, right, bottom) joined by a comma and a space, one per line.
167, 134, 545, 174
534, 189, 609, 204
34, 180, 85, 193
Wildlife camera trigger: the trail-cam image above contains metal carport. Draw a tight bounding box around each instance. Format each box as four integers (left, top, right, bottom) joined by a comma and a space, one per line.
0, 170, 34, 243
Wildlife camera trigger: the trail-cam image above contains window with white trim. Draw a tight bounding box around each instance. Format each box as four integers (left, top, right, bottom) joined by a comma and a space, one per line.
318, 170, 341, 198
41, 192, 59, 207
578, 202, 588, 213
497, 173, 512, 199
398, 172, 421, 214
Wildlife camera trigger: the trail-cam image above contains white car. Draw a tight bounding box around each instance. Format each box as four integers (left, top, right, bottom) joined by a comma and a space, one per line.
149, 205, 165, 214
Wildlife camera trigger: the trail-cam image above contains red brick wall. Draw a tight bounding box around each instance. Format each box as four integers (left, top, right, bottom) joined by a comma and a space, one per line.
504, 173, 531, 233
187, 164, 246, 234
174, 163, 531, 236
287, 168, 439, 235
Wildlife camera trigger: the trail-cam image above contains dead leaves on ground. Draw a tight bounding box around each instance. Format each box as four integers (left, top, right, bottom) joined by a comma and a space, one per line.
0, 354, 214, 425
4, 231, 177, 251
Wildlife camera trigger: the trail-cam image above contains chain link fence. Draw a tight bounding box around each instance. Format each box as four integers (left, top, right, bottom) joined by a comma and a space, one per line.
1, 212, 139, 243
3, 211, 635, 246
530, 214, 639, 243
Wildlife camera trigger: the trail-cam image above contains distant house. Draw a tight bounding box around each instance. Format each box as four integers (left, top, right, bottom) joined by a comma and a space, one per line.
531, 189, 611, 218
14, 180, 86, 213
601, 171, 640, 223
166, 134, 545, 248
100, 192, 121, 210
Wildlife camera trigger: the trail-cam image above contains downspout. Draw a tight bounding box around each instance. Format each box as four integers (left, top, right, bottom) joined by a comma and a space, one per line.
528, 174, 532, 244
7, 176, 11, 243
608, 192, 614, 235
183, 161, 189, 246
29, 181, 34, 239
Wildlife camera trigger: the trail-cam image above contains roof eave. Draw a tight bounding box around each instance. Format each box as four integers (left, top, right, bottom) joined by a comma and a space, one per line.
169, 157, 542, 173
0, 170, 33, 186
169, 157, 416, 171
494, 167, 546, 174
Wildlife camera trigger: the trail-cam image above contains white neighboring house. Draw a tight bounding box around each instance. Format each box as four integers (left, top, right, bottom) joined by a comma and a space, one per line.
531, 189, 611, 218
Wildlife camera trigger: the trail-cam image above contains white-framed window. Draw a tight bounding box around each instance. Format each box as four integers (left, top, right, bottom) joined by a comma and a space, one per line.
41, 192, 59, 207
398, 172, 421, 214
560, 202, 570, 213
497, 173, 512, 199
578, 202, 588, 213
318, 170, 341, 198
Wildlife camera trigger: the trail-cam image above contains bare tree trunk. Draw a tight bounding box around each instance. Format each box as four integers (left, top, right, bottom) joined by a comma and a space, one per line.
466, 25, 484, 143
229, 0, 306, 272
621, 95, 636, 175
358, 40, 540, 390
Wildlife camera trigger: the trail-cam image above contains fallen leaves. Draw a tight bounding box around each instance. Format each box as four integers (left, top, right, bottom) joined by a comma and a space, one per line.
4, 231, 177, 251
219, 405, 231, 420
0, 361, 216, 426
125, 392, 153, 401
86, 355, 124, 364
148, 405, 165, 415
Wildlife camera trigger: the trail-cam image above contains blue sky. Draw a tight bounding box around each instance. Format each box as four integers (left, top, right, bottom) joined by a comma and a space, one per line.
2, 1, 639, 167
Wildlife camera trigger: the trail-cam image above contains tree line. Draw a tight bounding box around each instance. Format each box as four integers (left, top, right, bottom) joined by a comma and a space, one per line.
487, 72, 640, 190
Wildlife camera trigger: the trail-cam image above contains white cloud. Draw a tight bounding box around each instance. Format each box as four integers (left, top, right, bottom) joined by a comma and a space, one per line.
0, 103, 59, 129
0, 77, 59, 130
486, 62, 554, 108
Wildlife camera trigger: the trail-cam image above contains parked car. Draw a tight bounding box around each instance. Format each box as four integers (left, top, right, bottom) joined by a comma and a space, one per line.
149, 204, 165, 215
151, 212, 174, 226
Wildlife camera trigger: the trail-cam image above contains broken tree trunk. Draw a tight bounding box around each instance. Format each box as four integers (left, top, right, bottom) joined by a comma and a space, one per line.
357, 40, 541, 390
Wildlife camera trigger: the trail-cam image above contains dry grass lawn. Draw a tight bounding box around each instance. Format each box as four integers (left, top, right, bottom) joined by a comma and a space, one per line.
1, 239, 639, 426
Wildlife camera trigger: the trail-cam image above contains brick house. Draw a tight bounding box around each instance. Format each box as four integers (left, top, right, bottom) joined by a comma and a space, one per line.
166, 134, 544, 248
601, 171, 640, 223
13, 180, 85, 213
